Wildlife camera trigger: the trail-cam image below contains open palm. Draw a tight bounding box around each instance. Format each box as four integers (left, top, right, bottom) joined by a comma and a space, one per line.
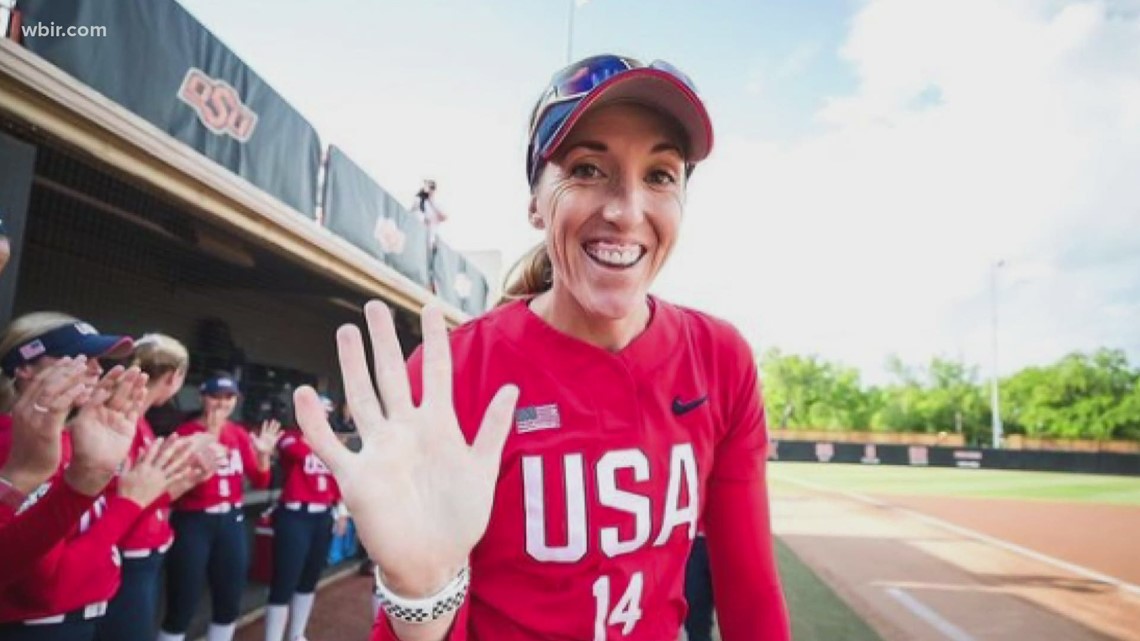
252, 419, 282, 455
68, 367, 147, 477
294, 301, 518, 596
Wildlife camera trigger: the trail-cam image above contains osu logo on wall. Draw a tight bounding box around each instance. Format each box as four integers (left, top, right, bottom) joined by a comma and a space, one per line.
178, 68, 258, 142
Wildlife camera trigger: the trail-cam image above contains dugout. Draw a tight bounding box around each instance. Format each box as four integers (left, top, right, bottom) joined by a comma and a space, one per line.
0, 0, 485, 415
1, 0, 489, 635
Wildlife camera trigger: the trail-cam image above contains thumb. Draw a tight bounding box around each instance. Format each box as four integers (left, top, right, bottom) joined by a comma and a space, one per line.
294, 387, 350, 475
472, 384, 520, 462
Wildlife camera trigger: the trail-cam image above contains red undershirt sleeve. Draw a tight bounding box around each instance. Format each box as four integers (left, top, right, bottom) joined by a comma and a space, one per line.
704, 330, 791, 640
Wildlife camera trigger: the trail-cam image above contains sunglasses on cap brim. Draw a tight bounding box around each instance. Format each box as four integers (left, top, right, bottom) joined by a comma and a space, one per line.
527, 55, 701, 185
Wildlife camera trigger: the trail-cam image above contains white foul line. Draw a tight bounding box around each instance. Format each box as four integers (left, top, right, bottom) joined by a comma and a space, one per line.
775, 475, 1140, 598
885, 587, 977, 641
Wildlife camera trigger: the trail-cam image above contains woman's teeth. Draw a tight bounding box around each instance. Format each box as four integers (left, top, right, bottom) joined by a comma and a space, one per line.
585, 243, 643, 267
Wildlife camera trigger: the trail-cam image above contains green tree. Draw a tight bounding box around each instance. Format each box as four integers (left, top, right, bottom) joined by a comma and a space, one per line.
759, 349, 874, 430
1003, 349, 1140, 440
757, 347, 1139, 443
870, 356, 986, 441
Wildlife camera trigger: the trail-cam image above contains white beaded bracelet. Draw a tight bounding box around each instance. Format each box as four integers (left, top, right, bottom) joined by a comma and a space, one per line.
373, 565, 471, 624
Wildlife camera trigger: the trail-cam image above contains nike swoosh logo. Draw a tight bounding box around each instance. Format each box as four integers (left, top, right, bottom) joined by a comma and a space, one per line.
672, 395, 708, 416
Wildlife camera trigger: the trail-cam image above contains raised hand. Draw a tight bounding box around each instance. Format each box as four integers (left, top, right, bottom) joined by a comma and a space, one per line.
117, 435, 197, 507
1, 357, 92, 494
252, 418, 282, 456
294, 301, 519, 598
64, 366, 147, 496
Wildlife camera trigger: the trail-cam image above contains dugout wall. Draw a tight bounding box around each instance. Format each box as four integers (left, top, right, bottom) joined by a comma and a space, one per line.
772, 439, 1140, 476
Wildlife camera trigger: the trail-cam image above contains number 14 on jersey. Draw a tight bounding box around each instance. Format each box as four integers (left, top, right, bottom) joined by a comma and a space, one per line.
593, 572, 644, 640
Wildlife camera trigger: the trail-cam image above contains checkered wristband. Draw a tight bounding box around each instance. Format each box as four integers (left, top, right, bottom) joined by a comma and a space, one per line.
374, 565, 470, 624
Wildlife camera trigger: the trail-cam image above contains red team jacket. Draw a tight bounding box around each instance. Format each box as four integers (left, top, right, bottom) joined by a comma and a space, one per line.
173, 420, 270, 511
0, 414, 144, 622
372, 298, 789, 641
277, 428, 341, 505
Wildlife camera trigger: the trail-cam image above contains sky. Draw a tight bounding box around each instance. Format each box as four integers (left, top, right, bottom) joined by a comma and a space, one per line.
175, 0, 1140, 385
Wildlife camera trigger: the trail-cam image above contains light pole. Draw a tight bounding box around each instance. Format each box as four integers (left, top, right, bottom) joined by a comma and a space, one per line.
989, 259, 1005, 448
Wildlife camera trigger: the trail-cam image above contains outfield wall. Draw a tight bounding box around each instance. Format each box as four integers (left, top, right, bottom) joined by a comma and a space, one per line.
771, 439, 1140, 476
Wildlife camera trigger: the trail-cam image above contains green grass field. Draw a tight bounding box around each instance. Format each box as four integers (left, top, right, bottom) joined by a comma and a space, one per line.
693, 539, 883, 641
769, 461, 1140, 505
775, 539, 883, 641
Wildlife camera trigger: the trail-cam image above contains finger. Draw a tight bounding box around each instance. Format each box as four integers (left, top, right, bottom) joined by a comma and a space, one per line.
187, 439, 211, 466
39, 357, 85, 395
81, 385, 113, 409
123, 374, 149, 422
43, 364, 91, 414
139, 437, 165, 467
78, 366, 120, 410
94, 365, 126, 393
19, 358, 81, 415
155, 436, 186, 468
19, 357, 71, 405
294, 387, 352, 475
51, 382, 90, 415
472, 384, 520, 462
161, 438, 198, 475
364, 300, 413, 418
336, 324, 386, 433
164, 467, 192, 490
419, 304, 454, 411
84, 366, 130, 413
106, 368, 143, 413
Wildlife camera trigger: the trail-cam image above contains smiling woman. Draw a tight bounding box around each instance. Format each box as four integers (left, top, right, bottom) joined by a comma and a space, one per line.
291, 54, 791, 641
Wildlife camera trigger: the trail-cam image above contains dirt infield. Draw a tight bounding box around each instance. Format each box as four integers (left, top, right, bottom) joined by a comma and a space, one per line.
881, 495, 1140, 585
770, 477, 1140, 641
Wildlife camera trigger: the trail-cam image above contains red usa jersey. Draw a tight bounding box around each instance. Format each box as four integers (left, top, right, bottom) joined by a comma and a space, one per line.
373, 298, 773, 641
173, 420, 270, 511
277, 428, 341, 504
115, 418, 174, 551
0, 415, 143, 621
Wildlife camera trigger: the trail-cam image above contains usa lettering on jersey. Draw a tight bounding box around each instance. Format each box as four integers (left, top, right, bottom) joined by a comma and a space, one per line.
216, 447, 243, 476
302, 453, 331, 475
523, 442, 699, 562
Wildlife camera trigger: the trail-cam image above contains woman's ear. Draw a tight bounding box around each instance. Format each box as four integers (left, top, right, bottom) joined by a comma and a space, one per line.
528, 196, 544, 229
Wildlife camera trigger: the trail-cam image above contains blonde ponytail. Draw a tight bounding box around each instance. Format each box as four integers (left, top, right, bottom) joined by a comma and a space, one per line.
130, 333, 189, 383
498, 242, 553, 306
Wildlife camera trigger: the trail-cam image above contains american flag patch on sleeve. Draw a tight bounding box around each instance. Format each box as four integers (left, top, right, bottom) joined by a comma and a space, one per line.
515, 404, 561, 434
